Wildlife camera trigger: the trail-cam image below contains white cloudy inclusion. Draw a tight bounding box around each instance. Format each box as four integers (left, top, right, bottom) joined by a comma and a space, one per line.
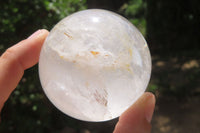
39, 9, 151, 122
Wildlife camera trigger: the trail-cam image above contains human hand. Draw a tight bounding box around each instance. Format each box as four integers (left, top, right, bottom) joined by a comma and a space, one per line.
0, 29, 155, 133
113, 92, 155, 133
0, 29, 49, 111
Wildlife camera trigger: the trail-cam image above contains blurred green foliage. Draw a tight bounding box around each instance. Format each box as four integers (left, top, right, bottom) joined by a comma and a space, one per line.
119, 0, 146, 35
0, 0, 87, 53
146, 0, 200, 53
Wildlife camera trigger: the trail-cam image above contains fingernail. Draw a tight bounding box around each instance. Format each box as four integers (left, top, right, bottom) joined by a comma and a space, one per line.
145, 93, 155, 123
28, 29, 42, 39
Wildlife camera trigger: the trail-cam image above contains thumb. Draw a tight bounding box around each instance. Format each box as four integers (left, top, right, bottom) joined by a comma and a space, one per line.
113, 92, 156, 133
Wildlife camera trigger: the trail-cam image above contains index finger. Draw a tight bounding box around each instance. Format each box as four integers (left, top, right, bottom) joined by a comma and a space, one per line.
0, 29, 49, 109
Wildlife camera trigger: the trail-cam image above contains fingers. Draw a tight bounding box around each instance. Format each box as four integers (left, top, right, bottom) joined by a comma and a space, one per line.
0, 29, 49, 109
113, 92, 156, 133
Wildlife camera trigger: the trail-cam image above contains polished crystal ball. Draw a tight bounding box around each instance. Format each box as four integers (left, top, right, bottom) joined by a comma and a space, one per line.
39, 9, 151, 122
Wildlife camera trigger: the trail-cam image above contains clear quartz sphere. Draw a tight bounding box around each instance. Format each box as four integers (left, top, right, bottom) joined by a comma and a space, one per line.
39, 9, 151, 122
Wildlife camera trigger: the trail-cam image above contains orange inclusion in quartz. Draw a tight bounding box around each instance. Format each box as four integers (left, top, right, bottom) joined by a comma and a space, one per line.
90, 51, 99, 56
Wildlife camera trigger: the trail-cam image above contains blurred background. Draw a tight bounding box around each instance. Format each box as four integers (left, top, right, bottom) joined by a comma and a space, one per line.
0, 0, 200, 132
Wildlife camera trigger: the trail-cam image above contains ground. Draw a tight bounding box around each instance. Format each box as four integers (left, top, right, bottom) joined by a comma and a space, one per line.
59, 96, 200, 133
152, 96, 200, 133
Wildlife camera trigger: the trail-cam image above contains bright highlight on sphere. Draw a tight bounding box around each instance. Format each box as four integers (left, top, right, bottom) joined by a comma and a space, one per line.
39, 9, 151, 122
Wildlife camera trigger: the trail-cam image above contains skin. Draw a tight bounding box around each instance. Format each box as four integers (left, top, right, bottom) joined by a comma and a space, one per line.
0, 29, 156, 133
